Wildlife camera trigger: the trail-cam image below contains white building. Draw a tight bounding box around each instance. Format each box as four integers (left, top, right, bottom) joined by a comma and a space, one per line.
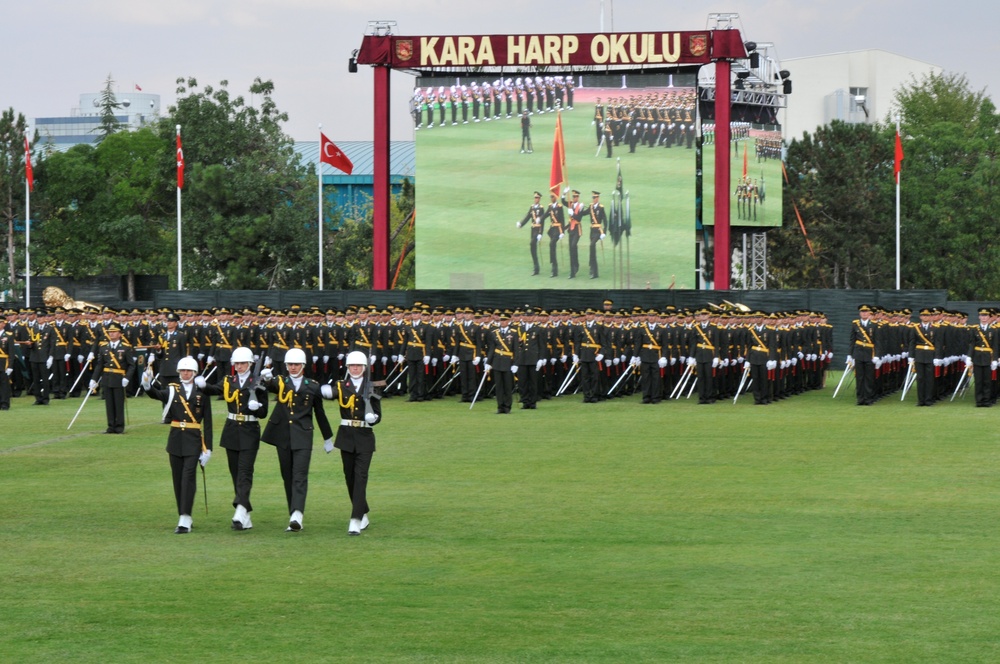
35, 91, 162, 147
780, 49, 941, 142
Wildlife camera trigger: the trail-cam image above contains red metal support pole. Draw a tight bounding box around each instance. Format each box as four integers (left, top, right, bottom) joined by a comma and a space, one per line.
713, 58, 731, 291
372, 64, 391, 290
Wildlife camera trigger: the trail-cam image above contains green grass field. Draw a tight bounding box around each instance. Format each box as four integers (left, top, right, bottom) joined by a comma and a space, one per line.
3, 376, 1000, 662
414, 88, 784, 291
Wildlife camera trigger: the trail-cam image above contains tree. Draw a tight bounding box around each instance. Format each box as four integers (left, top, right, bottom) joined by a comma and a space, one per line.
0, 108, 34, 298
93, 73, 125, 143
770, 121, 896, 289
162, 77, 326, 289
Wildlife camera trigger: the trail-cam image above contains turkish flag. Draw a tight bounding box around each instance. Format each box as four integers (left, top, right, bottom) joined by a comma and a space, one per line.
24, 137, 33, 192
176, 132, 184, 189
894, 130, 904, 184
320, 133, 353, 175
549, 111, 566, 195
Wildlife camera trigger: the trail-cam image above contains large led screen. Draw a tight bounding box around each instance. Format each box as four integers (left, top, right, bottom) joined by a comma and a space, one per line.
413, 70, 782, 290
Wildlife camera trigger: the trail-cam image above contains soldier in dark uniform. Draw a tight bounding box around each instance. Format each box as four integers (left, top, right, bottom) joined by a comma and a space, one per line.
0, 314, 13, 410
27, 309, 55, 405
320, 350, 382, 535
967, 308, 996, 407
157, 311, 189, 386
520, 111, 532, 153
906, 307, 940, 406
198, 346, 267, 530
562, 189, 584, 279
452, 307, 481, 403
514, 309, 546, 409
517, 191, 545, 276
260, 347, 334, 532
143, 355, 213, 534
849, 304, 879, 405
581, 191, 607, 279
89, 322, 135, 433
572, 309, 607, 403
688, 308, 720, 404
632, 309, 664, 404
485, 314, 517, 414
403, 307, 434, 402
547, 192, 564, 278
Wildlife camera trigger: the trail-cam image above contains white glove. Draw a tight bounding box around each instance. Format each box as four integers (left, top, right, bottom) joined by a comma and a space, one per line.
86, 351, 95, 362
901, 352, 909, 359
473, 357, 481, 366
194, 376, 207, 389
206, 356, 215, 365
907, 358, 915, 367
88, 380, 98, 390
248, 399, 261, 411
536, 234, 542, 242
141, 368, 152, 390
658, 357, 667, 368
687, 358, 696, 367
722, 358, 730, 367
797, 351, 804, 359
443, 354, 451, 363
451, 356, 459, 365
711, 358, 720, 368
535, 359, 545, 371
431, 358, 438, 367
517, 221, 522, 228
78, 355, 85, 364
337, 353, 344, 360
323, 355, 330, 363
560, 355, 567, 363
260, 367, 273, 381
559, 233, 564, 239
572, 354, 579, 363
780, 360, 788, 369
320, 384, 333, 399
264, 357, 273, 368
595, 354, 604, 362
549, 357, 557, 365
631, 357, 640, 367
121, 378, 129, 388
993, 361, 999, 371
422, 356, 430, 365
846, 356, 855, 367
563, 186, 570, 194
680, 356, 688, 364
252, 354, 259, 362
370, 355, 377, 366
391, 354, 399, 363
766, 360, 777, 370
670, 357, 677, 366
64, 354, 71, 362
790, 358, 798, 366
874, 358, 882, 369
4, 368, 11, 376
483, 363, 492, 371
511, 365, 519, 374
600, 233, 606, 240
46, 357, 53, 369
199, 450, 211, 467
933, 359, 943, 367
198, 353, 205, 361
364, 412, 378, 424
604, 359, 612, 368
324, 439, 334, 454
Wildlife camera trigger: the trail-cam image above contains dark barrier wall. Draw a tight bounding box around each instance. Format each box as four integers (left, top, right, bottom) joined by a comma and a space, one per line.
149, 289, 979, 360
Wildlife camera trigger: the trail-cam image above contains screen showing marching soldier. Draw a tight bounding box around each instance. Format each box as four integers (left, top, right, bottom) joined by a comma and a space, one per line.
411, 69, 783, 290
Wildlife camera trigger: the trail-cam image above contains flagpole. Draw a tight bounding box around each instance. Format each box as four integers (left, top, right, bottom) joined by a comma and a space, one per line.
25, 170, 30, 308
318, 123, 324, 291
176, 125, 182, 291
895, 116, 900, 290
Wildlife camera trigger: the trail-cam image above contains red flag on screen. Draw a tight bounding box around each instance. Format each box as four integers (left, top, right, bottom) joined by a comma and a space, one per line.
894, 130, 904, 183
24, 137, 33, 192
320, 133, 354, 175
549, 111, 566, 195
742, 144, 748, 179
176, 131, 184, 189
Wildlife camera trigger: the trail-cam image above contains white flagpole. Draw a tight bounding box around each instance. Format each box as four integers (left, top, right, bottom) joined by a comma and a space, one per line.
176, 125, 182, 291
895, 116, 900, 290
318, 123, 324, 291
25, 173, 30, 308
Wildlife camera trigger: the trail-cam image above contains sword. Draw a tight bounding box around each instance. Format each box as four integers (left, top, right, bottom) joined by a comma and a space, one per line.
386, 363, 409, 389
733, 362, 752, 404
470, 367, 490, 409
951, 365, 972, 401
685, 374, 698, 399
832, 360, 854, 399
430, 363, 455, 391
556, 361, 579, 396
900, 365, 917, 401
442, 368, 462, 392
68, 378, 100, 430
607, 363, 634, 395
69, 360, 90, 395
670, 364, 692, 399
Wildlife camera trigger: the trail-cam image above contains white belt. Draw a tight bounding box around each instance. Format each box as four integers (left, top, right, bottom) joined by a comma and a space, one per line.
227, 413, 258, 423
340, 419, 370, 428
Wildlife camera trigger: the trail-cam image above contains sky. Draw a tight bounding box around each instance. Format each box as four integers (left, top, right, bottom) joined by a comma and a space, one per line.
3, 0, 997, 143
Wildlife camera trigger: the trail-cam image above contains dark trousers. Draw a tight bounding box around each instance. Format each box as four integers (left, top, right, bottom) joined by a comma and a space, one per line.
493, 370, 514, 412
0, 370, 10, 408
548, 238, 559, 276
31, 360, 49, 403
855, 361, 876, 405
103, 385, 126, 432
974, 364, 992, 406
696, 362, 715, 403
276, 446, 312, 514
589, 239, 600, 277
407, 359, 427, 401
529, 236, 540, 273
580, 361, 600, 401
915, 362, 936, 406
227, 446, 259, 511
340, 449, 373, 520
517, 365, 538, 407
568, 231, 580, 276
639, 363, 661, 402
459, 359, 477, 401
750, 363, 770, 404
169, 453, 199, 516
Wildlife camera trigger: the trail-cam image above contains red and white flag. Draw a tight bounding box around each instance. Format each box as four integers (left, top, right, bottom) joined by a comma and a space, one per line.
135, 83, 142, 91
24, 137, 33, 192
320, 133, 353, 175
894, 130, 904, 184
176, 131, 184, 189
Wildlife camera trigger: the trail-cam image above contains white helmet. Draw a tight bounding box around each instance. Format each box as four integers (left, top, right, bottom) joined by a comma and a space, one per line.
346, 350, 368, 366
284, 348, 307, 365
232, 347, 254, 363
177, 356, 198, 372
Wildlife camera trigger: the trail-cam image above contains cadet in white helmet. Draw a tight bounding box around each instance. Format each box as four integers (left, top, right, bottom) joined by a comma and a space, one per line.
198, 346, 267, 531
260, 347, 334, 532
320, 350, 382, 535
143, 355, 213, 534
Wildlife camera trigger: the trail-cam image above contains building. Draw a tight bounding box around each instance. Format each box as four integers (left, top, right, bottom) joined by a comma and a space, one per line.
780, 49, 941, 142
35, 91, 162, 147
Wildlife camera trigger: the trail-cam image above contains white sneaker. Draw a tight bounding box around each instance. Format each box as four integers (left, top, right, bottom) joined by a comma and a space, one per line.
348, 519, 362, 535
232, 505, 247, 530
360, 513, 369, 531
288, 510, 303, 532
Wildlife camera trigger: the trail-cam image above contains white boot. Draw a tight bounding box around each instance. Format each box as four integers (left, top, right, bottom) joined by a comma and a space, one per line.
360, 513, 369, 531
348, 519, 362, 535
232, 505, 247, 530
175, 514, 192, 534
287, 510, 303, 532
